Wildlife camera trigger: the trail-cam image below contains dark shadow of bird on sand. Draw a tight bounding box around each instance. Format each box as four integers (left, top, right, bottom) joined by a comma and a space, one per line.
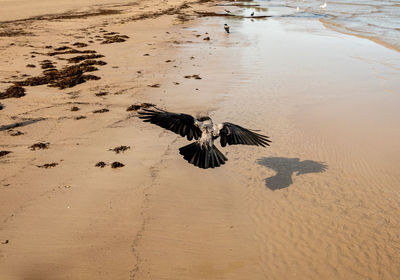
257, 157, 327, 190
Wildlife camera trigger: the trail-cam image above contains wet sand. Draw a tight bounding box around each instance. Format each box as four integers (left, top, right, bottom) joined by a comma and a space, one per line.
1, 0, 400, 279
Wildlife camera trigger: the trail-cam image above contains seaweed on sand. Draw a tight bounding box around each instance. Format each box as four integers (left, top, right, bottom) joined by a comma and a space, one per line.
15, 59, 104, 89
0, 85, 25, 99
72, 42, 88, 48
101, 34, 129, 44
0, 151, 12, 157
29, 142, 49, 150
126, 103, 155, 111
37, 163, 58, 168
93, 108, 109, 113
67, 54, 104, 63
47, 48, 96, 56
109, 146, 130, 154
95, 161, 107, 168
111, 162, 124, 168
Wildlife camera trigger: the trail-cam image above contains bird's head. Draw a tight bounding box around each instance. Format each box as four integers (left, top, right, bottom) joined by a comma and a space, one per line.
197, 116, 211, 122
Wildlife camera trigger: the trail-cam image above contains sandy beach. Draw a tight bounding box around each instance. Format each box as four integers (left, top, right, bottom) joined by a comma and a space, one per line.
1, 0, 400, 279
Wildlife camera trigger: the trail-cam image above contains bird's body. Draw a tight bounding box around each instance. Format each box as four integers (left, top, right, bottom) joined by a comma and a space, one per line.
224, 24, 230, 34
195, 117, 222, 147
320, 2, 327, 9
250, 12, 254, 17
138, 108, 271, 169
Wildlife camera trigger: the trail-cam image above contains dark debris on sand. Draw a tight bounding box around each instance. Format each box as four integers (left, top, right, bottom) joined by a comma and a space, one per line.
14, 59, 104, 90
101, 34, 129, 44
81, 59, 107, 66
37, 163, 58, 168
26, 64, 36, 68
40, 60, 56, 69
95, 91, 108, 96
70, 106, 80, 111
8, 130, 24, 136
29, 142, 49, 150
111, 162, 124, 168
0, 29, 33, 37
95, 161, 107, 168
109, 145, 130, 154
0, 103, 3, 110
0, 151, 12, 157
47, 48, 96, 56
0, 85, 26, 99
148, 84, 160, 88
184, 74, 202, 79
73, 42, 88, 48
75, 115, 87, 120
67, 54, 104, 64
126, 103, 155, 111
93, 108, 109, 114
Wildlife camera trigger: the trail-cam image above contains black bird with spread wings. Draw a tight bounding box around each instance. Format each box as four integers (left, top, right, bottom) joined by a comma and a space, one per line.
138, 108, 271, 169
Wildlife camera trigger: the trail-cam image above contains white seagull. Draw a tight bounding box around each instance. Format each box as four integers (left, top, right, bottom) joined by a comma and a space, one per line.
320, 2, 327, 9
138, 108, 271, 169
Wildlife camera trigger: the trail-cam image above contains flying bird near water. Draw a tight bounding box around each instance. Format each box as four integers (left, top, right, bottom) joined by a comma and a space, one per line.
224, 23, 230, 34
138, 108, 271, 169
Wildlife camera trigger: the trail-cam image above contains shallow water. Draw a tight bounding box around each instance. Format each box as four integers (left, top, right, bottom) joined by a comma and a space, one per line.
233, 0, 400, 51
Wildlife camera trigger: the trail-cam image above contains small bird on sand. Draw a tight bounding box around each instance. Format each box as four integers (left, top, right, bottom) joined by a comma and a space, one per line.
250, 12, 254, 17
225, 9, 231, 13
320, 2, 327, 9
224, 23, 230, 33
138, 108, 271, 169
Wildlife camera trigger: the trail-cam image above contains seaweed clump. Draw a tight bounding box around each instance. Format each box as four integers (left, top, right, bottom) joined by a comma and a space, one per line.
29, 142, 49, 150
101, 34, 129, 44
67, 54, 104, 64
111, 162, 124, 168
37, 163, 58, 168
95, 161, 107, 168
40, 60, 56, 69
109, 145, 130, 154
15, 59, 104, 89
93, 108, 109, 114
72, 42, 88, 48
184, 74, 202, 79
0, 85, 26, 99
126, 103, 155, 111
0, 151, 12, 157
47, 48, 96, 56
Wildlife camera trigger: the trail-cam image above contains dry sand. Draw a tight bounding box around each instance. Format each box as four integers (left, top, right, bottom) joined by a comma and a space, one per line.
1, 0, 400, 279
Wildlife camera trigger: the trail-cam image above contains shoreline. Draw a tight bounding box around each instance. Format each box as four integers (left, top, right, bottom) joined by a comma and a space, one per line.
320, 18, 400, 53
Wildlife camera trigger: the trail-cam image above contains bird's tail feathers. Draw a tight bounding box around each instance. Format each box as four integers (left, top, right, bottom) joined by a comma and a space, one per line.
179, 142, 227, 169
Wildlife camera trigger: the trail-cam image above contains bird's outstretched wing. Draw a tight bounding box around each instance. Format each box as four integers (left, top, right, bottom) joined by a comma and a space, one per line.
219, 122, 271, 147
138, 108, 202, 141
